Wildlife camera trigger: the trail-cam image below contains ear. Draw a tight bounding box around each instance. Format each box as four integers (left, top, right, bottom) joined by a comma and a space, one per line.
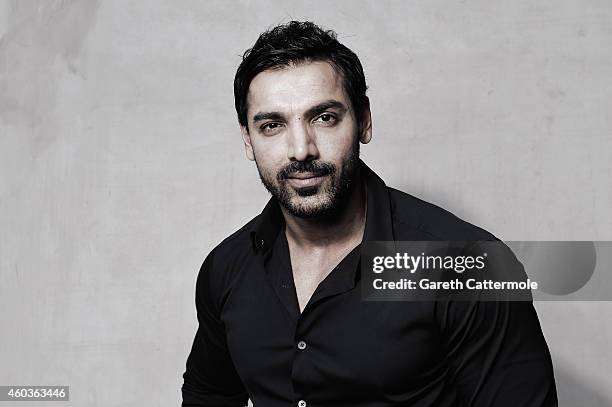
240, 125, 255, 161
359, 98, 372, 144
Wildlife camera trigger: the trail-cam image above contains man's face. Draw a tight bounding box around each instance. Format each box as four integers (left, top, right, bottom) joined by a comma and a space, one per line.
241, 61, 372, 218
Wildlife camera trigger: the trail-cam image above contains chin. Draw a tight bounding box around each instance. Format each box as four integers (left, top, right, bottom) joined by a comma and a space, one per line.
285, 194, 336, 219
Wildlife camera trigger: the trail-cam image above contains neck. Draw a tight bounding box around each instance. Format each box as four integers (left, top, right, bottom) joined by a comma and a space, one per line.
282, 169, 367, 250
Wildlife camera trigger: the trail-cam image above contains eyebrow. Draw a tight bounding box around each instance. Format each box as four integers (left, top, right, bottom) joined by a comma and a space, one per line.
251, 99, 348, 123
252, 111, 284, 123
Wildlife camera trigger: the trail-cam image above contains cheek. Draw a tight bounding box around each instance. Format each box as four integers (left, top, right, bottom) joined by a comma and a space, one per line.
251, 139, 288, 172
315, 124, 358, 160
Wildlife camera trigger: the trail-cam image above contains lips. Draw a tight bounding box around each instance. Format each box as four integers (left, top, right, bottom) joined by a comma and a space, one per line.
285, 173, 328, 188
287, 172, 322, 179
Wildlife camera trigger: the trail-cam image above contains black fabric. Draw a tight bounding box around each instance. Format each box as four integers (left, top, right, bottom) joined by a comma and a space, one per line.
182, 161, 557, 407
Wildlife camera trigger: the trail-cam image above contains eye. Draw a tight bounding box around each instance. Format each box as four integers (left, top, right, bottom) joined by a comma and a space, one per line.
313, 113, 337, 126
260, 122, 284, 135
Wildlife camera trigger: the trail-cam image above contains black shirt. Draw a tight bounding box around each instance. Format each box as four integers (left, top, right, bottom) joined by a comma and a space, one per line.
182, 161, 557, 407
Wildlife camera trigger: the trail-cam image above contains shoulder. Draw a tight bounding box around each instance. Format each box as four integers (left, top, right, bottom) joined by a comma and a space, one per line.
195, 215, 260, 310
209, 216, 259, 264
387, 187, 498, 241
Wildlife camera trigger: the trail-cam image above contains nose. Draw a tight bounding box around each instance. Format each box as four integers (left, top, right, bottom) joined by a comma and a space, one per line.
286, 120, 319, 162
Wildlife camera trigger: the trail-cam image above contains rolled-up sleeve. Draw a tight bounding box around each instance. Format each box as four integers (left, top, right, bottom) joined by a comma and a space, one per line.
182, 251, 249, 407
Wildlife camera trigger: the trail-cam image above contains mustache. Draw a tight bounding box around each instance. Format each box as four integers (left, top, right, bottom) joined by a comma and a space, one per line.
277, 161, 336, 181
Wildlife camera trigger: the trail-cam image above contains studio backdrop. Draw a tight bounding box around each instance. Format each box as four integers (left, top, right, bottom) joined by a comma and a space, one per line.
1, 1, 611, 406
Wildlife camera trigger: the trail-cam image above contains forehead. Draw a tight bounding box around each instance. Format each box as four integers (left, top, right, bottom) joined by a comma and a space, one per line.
246, 61, 348, 116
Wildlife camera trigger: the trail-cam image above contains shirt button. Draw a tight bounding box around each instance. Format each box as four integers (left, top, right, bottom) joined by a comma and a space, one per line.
298, 400, 307, 407
297, 340, 307, 350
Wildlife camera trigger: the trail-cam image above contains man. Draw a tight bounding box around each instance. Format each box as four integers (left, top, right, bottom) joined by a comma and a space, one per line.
182, 21, 557, 406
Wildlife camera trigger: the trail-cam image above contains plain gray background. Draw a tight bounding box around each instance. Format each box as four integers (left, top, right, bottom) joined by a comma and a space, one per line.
1, 1, 611, 406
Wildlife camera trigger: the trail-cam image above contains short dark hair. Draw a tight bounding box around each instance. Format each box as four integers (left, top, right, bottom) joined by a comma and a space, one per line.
234, 21, 369, 131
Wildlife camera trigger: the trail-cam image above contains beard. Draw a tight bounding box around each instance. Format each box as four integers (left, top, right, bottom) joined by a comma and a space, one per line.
255, 141, 360, 219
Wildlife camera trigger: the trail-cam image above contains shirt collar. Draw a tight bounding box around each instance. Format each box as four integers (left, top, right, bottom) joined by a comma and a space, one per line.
250, 159, 395, 253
